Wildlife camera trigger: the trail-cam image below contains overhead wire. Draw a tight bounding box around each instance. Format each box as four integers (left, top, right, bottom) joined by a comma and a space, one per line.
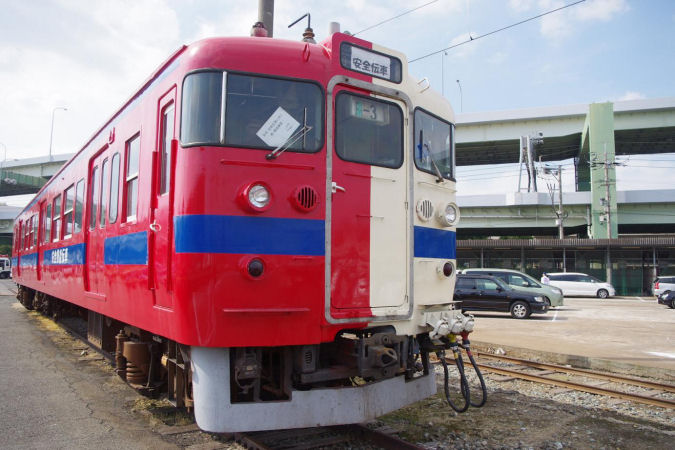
352, 0, 440, 36
409, 0, 587, 63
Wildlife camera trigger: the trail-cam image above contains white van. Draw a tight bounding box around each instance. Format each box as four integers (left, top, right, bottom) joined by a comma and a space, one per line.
0, 257, 11, 279
546, 272, 615, 298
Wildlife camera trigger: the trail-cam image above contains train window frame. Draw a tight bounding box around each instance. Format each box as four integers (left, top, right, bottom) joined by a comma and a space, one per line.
334, 91, 404, 169
74, 178, 85, 233
160, 103, 174, 195
100, 158, 110, 228
109, 154, 120, 224
89, 166, 99, 230
31, 215, 37, 248
125, 134, 140, 222
413, 108, 455, 182
43, 203, 52, 244
63, 184, 75, 239
180, 70, 325, 154
52, 194, 62, 242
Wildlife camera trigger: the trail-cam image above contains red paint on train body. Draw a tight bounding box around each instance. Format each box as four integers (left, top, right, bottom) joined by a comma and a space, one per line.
13, 33, 383, 348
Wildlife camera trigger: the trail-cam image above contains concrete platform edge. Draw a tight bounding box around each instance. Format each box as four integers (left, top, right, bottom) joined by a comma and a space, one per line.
471, 340, 675, 382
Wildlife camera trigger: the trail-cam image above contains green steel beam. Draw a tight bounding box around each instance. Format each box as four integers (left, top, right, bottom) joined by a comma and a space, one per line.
580, 103, 618, 239
0, 169, 47, 196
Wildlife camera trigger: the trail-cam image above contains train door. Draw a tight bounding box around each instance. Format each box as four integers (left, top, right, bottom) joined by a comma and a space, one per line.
85, 152, 106, 297
37, 202, 45, 281
328, 86, 409, 316
149, 90, 176, 309
16, 220, 22, 277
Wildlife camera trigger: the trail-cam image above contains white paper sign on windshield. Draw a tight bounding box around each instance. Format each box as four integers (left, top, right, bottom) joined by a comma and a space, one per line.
256, 107, 300, 147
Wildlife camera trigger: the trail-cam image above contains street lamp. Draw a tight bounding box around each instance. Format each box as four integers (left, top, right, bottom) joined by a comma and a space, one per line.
441, 51, 448, 96
49, 106, 68, 161
456, 79, 463, 113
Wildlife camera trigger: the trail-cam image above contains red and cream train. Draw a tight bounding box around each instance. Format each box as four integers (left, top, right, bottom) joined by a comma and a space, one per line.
13, 27, 464, 432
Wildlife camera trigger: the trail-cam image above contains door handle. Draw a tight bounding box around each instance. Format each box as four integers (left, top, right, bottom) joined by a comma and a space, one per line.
149, 221, 161, 232
331, 182, 346, 194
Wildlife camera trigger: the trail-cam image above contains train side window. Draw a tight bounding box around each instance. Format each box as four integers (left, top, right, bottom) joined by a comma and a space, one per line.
109, 154, 120, 224
335, 92, 403, 168
160, 104, 174, 195
31, 215, 37, 248
63, 184, 75, 239
89, 166, 99, 230
413, 109, 454, 180
125, 135, 140, 221
52, 195, 62, 242
100, 159, 110, 228
45, 204, 52, 243
74, 179, 84, 233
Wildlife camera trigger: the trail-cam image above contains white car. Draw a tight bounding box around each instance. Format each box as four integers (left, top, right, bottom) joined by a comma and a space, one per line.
545, 272, 615, 298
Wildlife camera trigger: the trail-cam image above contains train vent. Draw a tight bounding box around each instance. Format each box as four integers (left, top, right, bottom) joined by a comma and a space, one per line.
416, 199, 435, 222
292, 185, 319, 212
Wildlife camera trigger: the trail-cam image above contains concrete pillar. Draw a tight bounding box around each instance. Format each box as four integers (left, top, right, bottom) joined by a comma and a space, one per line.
580, 102, 618, 239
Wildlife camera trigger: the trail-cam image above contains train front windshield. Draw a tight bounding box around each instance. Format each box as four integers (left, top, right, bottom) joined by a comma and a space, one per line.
414, 110, 454, 180
181, 71, 323, 152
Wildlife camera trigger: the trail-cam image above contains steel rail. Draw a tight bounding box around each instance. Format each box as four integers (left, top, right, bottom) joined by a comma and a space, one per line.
477, 352, 675, 393
474, 362, 675, 409
334, 424, 426, 449
234, 424, 425, 449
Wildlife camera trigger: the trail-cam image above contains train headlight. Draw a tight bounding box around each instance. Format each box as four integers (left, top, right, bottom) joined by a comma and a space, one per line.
437, 203, 459, 227
239, 182, 272, 212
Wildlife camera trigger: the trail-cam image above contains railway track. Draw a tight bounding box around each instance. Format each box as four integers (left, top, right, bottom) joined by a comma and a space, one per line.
234, 424, 424, 449
2, 282, 424, 449
472, 353, 675, 409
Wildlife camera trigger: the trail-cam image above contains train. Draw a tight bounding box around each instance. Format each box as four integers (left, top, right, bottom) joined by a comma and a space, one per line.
12, 22, 468, 432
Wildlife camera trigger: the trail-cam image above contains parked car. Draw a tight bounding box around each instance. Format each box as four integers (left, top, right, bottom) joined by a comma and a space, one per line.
657, 291, 675, 309
454, 274, 549, 319
546, 272, 615, 298
461, 268, 564, 307
652, 276, 675, 297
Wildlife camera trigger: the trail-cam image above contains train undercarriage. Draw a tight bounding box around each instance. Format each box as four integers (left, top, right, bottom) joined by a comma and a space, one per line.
16, 285, 436, 429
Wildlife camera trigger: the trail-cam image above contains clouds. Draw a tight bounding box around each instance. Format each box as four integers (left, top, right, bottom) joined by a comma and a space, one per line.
615, 91, 646, 101
508, 0, 629, 40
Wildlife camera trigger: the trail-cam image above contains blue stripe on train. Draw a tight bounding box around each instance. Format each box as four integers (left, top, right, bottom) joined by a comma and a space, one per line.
19, 253, 38, 267
414, 226, 457, 259
174, 215, 325, 256
43, 243, 86, 265
104, 231, 148, 265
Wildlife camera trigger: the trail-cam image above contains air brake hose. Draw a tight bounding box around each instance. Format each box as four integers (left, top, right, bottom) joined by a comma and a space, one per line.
437, 336, 470, 413
460, 332, 488, 408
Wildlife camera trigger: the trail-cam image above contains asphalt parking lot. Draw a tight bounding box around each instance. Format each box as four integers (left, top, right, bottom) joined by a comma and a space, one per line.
470, 296, 675, 375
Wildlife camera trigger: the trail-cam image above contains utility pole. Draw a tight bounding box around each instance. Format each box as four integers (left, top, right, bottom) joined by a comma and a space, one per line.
557, 165, 564, 239
603, 149, 612, 285
517, 132, 543, 192
603, 150, 612, 239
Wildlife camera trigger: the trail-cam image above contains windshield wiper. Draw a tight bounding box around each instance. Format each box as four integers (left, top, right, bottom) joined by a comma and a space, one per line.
266, 107, 312, 160
418, 130, 444, 183
265, 124, 312, 160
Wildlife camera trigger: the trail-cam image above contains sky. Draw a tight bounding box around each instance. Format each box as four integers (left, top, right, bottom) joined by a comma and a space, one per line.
0, 0, 674, 206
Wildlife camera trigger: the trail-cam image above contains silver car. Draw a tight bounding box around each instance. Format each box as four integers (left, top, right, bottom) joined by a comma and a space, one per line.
652, 276, 675, 297
461, 268, 564, 307
546, 272, 615, 298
